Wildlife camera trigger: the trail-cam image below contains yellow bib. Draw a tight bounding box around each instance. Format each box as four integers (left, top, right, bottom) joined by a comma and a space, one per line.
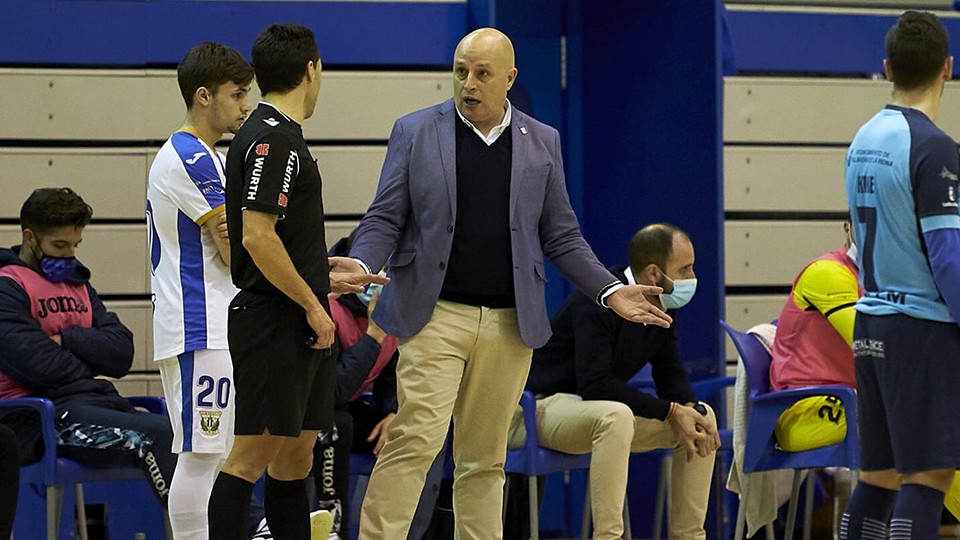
774, 395, 846, 452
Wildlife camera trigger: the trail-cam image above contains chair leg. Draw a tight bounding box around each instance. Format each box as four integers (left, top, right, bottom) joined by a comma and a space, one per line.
528, 476, 539, 540
581, 481, 591, 540
802, 473, 815, 540
502, 475, 511, 525
784, 470, 804, 540
833, 483, 840, 540
714, 457, 726, 540
622, 496, 632, 540
46, 486, 63, 540
74, 484, 89, 540
734, 476, 748, 540
765, 523, 775, 539
653, 455, 670, 540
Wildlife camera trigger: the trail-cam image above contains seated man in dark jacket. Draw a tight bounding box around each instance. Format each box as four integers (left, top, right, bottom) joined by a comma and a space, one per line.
0, 187, 175, 507
507, 223, 721, 540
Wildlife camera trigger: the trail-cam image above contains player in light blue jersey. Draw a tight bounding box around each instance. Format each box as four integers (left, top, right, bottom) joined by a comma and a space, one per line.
842, 11, 960, 540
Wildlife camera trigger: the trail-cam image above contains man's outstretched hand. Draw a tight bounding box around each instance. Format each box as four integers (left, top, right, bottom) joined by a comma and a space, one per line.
608, 284, 672, 328
328, 256, 390, 295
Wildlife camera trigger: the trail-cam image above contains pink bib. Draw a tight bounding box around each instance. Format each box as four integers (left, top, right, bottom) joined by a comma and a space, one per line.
0, 265, 93, 398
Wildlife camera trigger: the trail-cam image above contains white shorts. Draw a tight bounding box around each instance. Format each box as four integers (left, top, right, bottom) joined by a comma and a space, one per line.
158, 349, 235, 454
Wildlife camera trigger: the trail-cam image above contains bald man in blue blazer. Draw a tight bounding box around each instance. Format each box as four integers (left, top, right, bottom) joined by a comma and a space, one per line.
333, 28, 672, 540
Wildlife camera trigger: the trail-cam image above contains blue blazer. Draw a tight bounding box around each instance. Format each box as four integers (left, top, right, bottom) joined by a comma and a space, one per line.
350, 99, 619, 348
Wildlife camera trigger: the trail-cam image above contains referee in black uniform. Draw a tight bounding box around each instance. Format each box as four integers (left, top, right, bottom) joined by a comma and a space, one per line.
207, 23, 376, 540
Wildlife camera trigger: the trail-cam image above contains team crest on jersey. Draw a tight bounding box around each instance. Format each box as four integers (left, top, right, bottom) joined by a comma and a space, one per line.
199, 410, 222, 436
278, 193, 289, 207
255, 143, 270, 156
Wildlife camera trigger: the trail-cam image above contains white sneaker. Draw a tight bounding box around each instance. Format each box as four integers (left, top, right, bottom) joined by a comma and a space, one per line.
310, 509, 334, 540
250, 511, 332, 540
250, 518, 272, 540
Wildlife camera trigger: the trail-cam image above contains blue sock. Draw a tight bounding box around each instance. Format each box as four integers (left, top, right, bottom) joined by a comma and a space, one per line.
840, 481, 897, 540
889, 483, 944, 540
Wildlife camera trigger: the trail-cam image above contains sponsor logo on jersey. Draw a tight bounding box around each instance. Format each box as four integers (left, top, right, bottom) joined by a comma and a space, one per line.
185, 152, 205, 165
255, 143, 270, 156
199, 410, 222, 436
36, 296, 89, 319
248, 156, 264, 201
263, 117, 280, 127
281, 149, 297, 196
941, 166, 959, 181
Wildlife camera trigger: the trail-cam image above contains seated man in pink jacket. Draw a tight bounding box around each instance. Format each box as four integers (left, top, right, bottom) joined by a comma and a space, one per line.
769, 222, 861, 451
312, 236, 441, 540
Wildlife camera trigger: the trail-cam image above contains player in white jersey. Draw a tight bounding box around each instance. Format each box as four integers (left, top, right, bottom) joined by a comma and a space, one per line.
147, 42, 254, 540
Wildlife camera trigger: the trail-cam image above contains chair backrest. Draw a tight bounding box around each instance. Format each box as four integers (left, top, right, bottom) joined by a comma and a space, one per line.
720, 321, 771, 396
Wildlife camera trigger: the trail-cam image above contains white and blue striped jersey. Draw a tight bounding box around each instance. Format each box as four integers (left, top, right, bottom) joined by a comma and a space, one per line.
846, 105, 960, 322
148, 131, 238, 359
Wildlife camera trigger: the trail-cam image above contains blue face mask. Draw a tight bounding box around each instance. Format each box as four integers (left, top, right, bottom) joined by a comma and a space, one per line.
31, 237, 88, 284
659, 276, 697, 310
357, 282, 384, 307
40, 255, 87, 283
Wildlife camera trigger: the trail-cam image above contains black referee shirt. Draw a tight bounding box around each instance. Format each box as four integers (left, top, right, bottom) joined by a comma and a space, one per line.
225, 102, 331, 299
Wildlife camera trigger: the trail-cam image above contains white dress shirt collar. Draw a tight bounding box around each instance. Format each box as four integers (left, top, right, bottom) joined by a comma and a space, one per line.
455, 99, 513, 146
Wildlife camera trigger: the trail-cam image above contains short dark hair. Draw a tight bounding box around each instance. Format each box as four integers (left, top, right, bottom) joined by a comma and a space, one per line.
251, 23, 320, 95
886, 11, 949, 91
628, 223, 688, 274
178, 42, 254, 109
20, 188, 93, 233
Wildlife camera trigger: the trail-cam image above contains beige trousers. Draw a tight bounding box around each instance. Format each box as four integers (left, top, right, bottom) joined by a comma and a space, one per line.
359, 300, 533, 540
507, 393, 716, 540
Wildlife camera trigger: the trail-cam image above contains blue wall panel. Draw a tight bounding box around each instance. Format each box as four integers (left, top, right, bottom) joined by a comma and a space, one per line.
727, 9, 960, 76
2, 1, 466, 66
495, 0, 572, 312
576, 0, 725, 375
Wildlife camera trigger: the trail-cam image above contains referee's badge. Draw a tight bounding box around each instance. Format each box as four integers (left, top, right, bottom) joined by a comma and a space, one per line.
199, 410, 222, 436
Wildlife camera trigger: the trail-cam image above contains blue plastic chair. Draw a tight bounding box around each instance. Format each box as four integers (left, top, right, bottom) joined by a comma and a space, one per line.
721, 321, 859, 540
0, 396, 167, 540
504, 390, 631, 540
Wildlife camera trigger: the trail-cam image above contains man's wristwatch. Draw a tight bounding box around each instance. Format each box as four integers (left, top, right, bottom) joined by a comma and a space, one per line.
691, 401, 708, 417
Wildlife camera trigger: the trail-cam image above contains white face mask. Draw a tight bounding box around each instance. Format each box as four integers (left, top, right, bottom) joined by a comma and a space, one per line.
660, 278, 698, 310
847, 242, 858, 264
357, 282, 384, 307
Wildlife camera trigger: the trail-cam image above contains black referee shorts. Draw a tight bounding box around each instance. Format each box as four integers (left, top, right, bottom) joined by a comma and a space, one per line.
228, 290, 336, 437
